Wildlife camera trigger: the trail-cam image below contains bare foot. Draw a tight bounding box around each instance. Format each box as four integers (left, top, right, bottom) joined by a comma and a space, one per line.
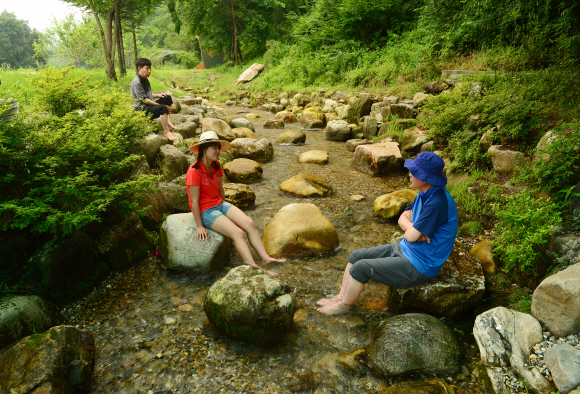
262, 257, 286, 264
316, 295, 342, 307
266, 270, 278, 276
168, 121, 178, 130
164, 131, 177, 141
317, 302, 352, 316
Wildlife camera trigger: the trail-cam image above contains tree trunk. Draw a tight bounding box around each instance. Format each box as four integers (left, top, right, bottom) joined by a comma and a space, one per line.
114, 5, 126, 77
87, 0, 117, 81
132, 27, 138, 65
119, 23, 126, 75
231, 0, 239, 63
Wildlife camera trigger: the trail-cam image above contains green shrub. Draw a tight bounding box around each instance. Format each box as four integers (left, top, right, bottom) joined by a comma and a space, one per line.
508, 286, 533, 313
492, 191, 561, 273
458, 221, 484, 237
29, 66, 88, 116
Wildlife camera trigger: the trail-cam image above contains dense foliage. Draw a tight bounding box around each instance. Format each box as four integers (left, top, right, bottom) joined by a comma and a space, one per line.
0, 11, 44, 68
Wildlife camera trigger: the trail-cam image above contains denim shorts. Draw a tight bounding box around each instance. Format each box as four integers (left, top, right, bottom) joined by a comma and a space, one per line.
201, 201, 233, 229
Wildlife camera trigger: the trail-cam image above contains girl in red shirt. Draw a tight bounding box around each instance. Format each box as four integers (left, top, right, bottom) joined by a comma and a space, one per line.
187, 131, 285, 275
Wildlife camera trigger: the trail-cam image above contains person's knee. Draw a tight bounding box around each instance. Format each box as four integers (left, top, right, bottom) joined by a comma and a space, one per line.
242, 216, 255, 232
349, 260, 371, 284
232, 227, 246, 241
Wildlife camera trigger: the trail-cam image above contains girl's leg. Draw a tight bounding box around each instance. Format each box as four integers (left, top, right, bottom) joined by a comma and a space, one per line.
211, 215, 278, 276
225, 205, 286, 263
317, 278, 365, 316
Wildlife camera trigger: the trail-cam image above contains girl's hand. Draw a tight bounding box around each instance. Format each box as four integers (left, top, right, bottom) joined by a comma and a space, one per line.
197, 226, 208, 240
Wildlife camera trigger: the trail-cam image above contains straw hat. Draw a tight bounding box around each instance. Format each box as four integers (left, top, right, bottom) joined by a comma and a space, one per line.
189, 131, 231, 153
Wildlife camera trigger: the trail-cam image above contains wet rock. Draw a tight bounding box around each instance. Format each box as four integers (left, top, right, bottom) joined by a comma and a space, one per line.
351, 142, 403, 176
331, 207, 355, 228
204, 265, 296, 344
325, 119, 352, 141
336, 349, 367, 376
223, 183, 256, 208
263, 119, 285, 129
276, 129, 306, 144
140, 133, 170, 168
96, 214, 151, 271
300, 107, 325, 129
383, 378, 456, 394
279, 174, 333, 197
531, 263, 580, 337
424, 81, 449, 94
401, 127, 429, 154
159, 144, 189, 181
362, 313, 461, 376
157, 181, 190, 212
275, 111, 298, 123
362, 116, 378, 140
228, 138, 274, 163
473, 307, 551, 394
262, 203, 339, 257
544, 344, 580, 394
159, 213, 232, 273
346, 139, 371, 152
488, 145, 528, 172
551, 233, 580, 265
469, 239, 499, 275
237, 63, 265, 83
231, 127, 256, 139
246, 113, 260, 119
0, 325, 95, 393
202, 117, 235, 141
0, 295, 63, 348
390, 103, 414, 119
387, 241, 485, 318
372, 189, 419, 220
232, 117, 255, 131
298, 150, 329, 164
223, 158, 263, 183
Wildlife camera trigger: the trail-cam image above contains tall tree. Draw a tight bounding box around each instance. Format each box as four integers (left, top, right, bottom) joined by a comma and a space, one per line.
0, 11, 42, 68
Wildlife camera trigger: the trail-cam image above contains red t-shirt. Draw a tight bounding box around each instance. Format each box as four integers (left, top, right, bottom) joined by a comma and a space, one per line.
186, 161, 224, 213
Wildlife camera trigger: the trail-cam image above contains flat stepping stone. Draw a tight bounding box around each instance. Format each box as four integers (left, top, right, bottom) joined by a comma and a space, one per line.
351, 142, 402, 176
246, 113, 260, 119
279, 174, 333, 197
223, 158, 263, 183
298, 150, 328, 164
276, 129, 306, 144
346, 139, 371, 152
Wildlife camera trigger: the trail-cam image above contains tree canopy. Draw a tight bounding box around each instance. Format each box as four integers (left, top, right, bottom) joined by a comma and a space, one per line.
0, 11, 43, 68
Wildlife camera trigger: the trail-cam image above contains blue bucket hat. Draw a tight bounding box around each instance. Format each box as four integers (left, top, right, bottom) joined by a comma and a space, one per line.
404, 151, 447, 186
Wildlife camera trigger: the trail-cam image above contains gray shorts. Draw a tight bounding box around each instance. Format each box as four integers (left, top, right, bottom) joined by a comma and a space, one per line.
348, 242, 431, 288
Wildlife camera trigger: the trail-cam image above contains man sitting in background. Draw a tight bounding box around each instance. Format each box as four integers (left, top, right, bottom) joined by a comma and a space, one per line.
130, 58, 177, 141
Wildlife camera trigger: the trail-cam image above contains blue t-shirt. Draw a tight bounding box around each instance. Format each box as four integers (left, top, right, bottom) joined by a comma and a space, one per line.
400, 185, 458, 277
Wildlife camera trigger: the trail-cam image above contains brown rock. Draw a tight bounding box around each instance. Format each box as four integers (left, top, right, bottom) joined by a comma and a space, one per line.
351, 142, 403, 176
228, 138, 274, 163
424, 81, 449, 94
237, 63, 265, 83
223, 183, 256, 208
263, 119, 285, 129
401, 127, 429, 154
262, 203, 339, 257
279, 174, 333, 197
372, 189, 419, 220
276, 129, 306, 144
223, 158, 263, 183
298, 150, 329, 164
346, 139, 371, 152
202, 118, 235, 141
300, 107, 325, 129
488, 145, 528, 172
275, 111, 298, 123
232, 127, 256, 139
137, 190, 174, 230
469, 239, 499, 275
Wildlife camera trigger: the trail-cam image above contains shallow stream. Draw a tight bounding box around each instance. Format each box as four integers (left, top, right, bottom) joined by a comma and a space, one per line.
63, 106, 493, 393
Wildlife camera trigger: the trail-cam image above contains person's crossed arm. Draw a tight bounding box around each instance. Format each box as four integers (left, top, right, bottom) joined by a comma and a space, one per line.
398, 210, 431, 243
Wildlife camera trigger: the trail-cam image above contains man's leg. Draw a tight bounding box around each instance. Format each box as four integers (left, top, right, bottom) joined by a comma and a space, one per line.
155, 96, 177, 130
159, 113, 176, 140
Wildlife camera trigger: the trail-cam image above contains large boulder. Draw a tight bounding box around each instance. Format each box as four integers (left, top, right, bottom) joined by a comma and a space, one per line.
223, 158, 263, 183
413, 92, 431, 107
362, 116, 378, 140
232, 117, 255, 132
223, 183, 256, 208
95, 214, 151, 271
276, 129, 306, 144
202, 118, 235, 141
469, 239, 499, 275
157, 181, 190, 213
140, 133, 170, 168
390, 103, 414, 119
532, 130, 556, 162
386, 241, 485, 318
473, 307, 551, 394
232, 127, 256, 139
372, 189, 419, 220
275, 111, 298, 123
325, 119, 352, 141
351, 142, 403, 176
262, 203, 339, 257
0, 325, 95, 393
204, 265, 296, 344
237, 63, 265, 83
346, 139, 371, 152
424, 81, 449, 94
363, 313, 461, 377
488, 145, 528, 173
137, 190, 174, 230
228, 138, 274, 163
279, 174, 333, 197
544, 344, 580, 394
357, 93, 373, 118
170, 98, 181, 114
158, 213, 232, 273
174, 121, 197, 139
401, 127, 429, 154
159, 144, 189, 181
0, 295, 63, 348
298, 150, 328, 164
300, 107, 325, 129
531, 263, 580, 337
169, 113, 186, 124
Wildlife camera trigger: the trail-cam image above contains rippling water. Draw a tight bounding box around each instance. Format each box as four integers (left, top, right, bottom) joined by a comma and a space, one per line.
64, 107, 490, 393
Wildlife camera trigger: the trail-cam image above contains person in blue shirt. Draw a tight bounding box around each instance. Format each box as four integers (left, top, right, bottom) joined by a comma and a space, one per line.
317, 151, 458, 315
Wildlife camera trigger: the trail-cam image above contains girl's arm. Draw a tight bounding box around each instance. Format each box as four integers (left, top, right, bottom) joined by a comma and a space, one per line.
218, 177, 225, 200
188, 185, 208, 240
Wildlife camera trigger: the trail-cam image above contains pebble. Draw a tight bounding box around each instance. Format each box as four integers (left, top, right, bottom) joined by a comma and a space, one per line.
528, 330, 580, 382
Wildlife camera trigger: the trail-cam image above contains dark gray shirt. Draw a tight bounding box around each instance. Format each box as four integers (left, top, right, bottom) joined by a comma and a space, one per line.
130, 74, 154, 109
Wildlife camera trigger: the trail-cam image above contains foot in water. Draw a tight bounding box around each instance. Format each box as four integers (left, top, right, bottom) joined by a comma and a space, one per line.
316, 295, 342, 307
262, 257, 287, 264
164, 131, 177, 141
317, 301, 352, 316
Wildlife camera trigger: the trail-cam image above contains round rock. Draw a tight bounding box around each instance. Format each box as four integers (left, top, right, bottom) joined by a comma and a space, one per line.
298, 150, 328, 164
223, 158, 263, 183
204, 265, 296, 344
232, 127, 256, 139
228, 138, 274, 163
276, 129, 306, 144
232, 118, 255, 131
325, 119, 352, 141
279, 174, 333, 197
223, 183, 256, 208
159, 144, 189, 182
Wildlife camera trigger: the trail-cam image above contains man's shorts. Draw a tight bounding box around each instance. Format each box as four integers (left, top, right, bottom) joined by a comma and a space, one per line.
348, 241, 432, 289
141, 96, 173, 119
201, 201, 233, 229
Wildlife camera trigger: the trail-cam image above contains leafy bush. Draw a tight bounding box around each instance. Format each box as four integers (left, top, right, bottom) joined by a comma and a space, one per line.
492, 191, 561, 274
458, 221, 484, 237
29, 66, 88, 116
